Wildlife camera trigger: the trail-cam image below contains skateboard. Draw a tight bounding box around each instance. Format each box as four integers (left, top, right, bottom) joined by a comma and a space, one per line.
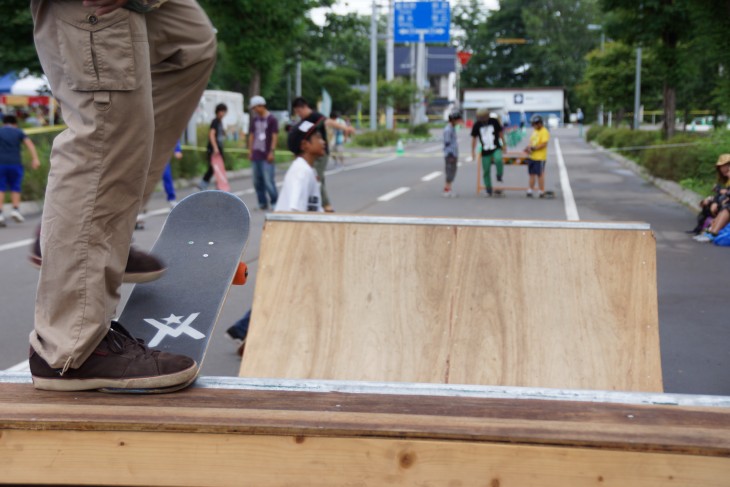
116, 190, 250, 391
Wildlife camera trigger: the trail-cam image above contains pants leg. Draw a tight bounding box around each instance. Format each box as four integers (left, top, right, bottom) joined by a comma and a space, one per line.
140, 0, 216, 206
494, 149, 504, 180
31, 0, 215, 369
31, 1, 155, 368
161, 163, 175, 201
251, 160, 267, 208
263, 162, 278, 205
314, 155, 330, 207
481, 154, 493, 189
231, 309, 251, 338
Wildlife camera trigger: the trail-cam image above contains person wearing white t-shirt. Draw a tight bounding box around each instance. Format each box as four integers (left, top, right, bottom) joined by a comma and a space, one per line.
275, 119, 326, 212
226, 118, 327, 352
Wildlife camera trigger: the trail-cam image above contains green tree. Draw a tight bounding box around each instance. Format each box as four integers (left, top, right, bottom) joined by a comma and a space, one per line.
201, 0, 331, 100
600, 0, 692, 138
0, 4, 40, 74
580, 42, 662, 126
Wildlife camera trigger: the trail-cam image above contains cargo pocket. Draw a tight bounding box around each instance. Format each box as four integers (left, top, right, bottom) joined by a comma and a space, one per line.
55, 9, 136, 92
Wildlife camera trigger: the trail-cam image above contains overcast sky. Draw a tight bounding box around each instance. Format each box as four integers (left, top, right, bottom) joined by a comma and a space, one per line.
310, 0, 499, 26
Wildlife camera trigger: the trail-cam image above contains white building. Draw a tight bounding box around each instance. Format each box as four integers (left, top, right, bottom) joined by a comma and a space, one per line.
462, 87, 565, 128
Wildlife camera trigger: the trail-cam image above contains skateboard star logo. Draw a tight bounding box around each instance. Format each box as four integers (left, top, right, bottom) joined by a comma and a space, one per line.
144, 313, 205, 347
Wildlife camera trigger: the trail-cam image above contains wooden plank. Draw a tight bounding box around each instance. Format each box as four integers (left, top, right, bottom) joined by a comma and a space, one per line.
2, 383, 727, 455
240, 219, 662, 392
2, 430, 728, 486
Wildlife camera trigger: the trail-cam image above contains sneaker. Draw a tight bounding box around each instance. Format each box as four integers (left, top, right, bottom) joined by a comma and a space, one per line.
196, 180, 209, 191
10, 208, 24, 223
0, 214, 5, 228
497, 175, 503, 183
29, 233, 166, 284
225, 325, 247, 342
168, 200, 177, 209
486, 187, 493, 197
29, 322, 198, 393
539, 192, 545, 199
526, 191, 534, 198
442, 190, 452, 198
693, 233, 715, 243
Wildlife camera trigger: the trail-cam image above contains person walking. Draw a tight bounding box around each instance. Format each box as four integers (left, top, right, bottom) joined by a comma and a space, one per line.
328, 111, 347, 168
524, 114, 551, 198
0, 114, 40, 226
292, 97, 354, 212
248, 96, 279, 210
28, 0, 217, 393
442, 110, 462, 197
471, 109, 507, 197
198, 103, 227, 190
162, 140, 183, 208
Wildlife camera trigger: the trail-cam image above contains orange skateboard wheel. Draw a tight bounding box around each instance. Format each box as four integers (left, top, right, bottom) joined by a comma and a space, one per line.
232, 262, 248, 285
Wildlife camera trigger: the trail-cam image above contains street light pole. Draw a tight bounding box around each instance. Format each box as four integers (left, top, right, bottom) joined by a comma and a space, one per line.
370, 0, 378, 131
634, 47, 642, 130
385, 0, 394, 130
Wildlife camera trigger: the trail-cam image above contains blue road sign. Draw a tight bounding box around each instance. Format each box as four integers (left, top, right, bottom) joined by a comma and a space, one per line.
394, 1, 450, 44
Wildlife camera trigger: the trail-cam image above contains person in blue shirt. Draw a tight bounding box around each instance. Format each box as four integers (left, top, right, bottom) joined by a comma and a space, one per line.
0, 114, 40, 227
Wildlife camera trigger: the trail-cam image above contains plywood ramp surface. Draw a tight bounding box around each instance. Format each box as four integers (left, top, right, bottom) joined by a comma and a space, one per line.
1, 380, 729, 486
241, 216, 662, 392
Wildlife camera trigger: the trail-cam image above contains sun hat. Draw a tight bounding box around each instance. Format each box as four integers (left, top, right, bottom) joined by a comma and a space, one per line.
249, 95, 266, 108
716, 154, 730, 166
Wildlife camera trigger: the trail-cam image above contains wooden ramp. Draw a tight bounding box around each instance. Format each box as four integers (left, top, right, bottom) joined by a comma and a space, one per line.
241, 215, 662, 392
1, 374, 729, 486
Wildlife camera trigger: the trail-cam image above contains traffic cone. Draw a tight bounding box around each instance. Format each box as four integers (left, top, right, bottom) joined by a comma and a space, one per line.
396, 140, 404, 156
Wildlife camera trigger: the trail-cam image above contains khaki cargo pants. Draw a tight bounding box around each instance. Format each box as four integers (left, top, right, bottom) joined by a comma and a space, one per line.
30, 1, 216, 370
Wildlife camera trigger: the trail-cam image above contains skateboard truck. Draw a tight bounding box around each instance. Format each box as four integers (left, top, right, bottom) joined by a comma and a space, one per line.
233, 261, 248, 285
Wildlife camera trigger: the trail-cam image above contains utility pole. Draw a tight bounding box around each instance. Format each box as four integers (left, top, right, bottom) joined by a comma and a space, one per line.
295, 54, 302, 97
415, 32, 427, 125
634, 47, 642, 130
385, 0, 394, 130
369, 0, 378, 130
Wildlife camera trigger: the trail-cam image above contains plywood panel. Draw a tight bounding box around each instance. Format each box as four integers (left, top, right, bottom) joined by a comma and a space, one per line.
2, 430, 728, 487
241, 217, 661, 391
243, 221, 457, 383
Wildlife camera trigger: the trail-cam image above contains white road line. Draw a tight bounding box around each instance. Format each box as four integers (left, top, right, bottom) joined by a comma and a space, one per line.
554, 138, 580, 221
5, 360, 29, 372
0, 238, 34, 253
328, 155, 397, 175
421, 171, 442, 182
377, 187, 410, 202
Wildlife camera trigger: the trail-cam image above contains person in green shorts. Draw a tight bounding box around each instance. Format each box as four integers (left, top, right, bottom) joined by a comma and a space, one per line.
471, 109, 507, 196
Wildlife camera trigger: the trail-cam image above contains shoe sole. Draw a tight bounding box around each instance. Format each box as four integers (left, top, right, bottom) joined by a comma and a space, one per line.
31, 362, 198, 393
29, 258, 165, 284
11, 215, 24, 223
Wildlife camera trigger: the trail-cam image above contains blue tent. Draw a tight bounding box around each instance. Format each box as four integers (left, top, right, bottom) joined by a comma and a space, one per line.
0, 72, 18, 94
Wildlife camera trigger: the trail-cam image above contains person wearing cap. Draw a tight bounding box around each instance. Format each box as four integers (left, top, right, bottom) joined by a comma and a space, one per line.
471, 108, 507, 196
248, 95, 279, 210
694, 154, 730, 242
524, 114, 550, 198
442, 110, 462, 197
275, 118, 327, 213
292, 97, 355, 212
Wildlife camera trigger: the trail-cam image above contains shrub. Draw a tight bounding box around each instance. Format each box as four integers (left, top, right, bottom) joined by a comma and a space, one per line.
408, 123, 431, 137
586, 124, 607, 142
352, 129, 401, 147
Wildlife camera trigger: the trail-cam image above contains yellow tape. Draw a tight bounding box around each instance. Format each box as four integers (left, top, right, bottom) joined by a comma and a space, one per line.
24, 125, 66, 135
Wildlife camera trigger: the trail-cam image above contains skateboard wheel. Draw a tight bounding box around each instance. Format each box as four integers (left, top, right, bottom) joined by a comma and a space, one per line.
233, 262, 248, 285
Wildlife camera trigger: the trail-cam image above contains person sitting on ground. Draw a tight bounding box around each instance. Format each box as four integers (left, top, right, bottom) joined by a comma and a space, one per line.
694, 154, 730, 242
0, 114, 40, 227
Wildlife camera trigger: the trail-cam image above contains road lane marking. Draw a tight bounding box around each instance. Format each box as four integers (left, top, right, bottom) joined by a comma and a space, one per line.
5, 360, 29, 372
421, 171, 442, 182
0, 238, 34, 253
377, 187, 410, 202
555, 138, 580, 221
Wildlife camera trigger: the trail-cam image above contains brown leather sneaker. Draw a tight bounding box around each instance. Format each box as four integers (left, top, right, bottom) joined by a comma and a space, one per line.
29, 227, 166, 284
30, 322, 198, 393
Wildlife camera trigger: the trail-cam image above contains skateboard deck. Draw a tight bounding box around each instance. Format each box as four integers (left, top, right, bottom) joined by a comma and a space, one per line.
118, 191, 250, 377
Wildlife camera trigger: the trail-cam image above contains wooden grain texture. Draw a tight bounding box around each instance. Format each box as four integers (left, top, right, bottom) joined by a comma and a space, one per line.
240, 219, 662, 392
2, 430, 729, 487
1, 384, 728, 455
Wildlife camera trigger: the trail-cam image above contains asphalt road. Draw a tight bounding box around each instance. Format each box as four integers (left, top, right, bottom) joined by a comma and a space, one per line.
1, 126, 728, 396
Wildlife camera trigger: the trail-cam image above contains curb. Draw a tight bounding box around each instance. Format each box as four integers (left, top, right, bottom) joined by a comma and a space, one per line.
589, 141, 702, 212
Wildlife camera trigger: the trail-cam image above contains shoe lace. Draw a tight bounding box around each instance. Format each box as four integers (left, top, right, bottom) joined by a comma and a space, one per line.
107, 321, 157, 358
